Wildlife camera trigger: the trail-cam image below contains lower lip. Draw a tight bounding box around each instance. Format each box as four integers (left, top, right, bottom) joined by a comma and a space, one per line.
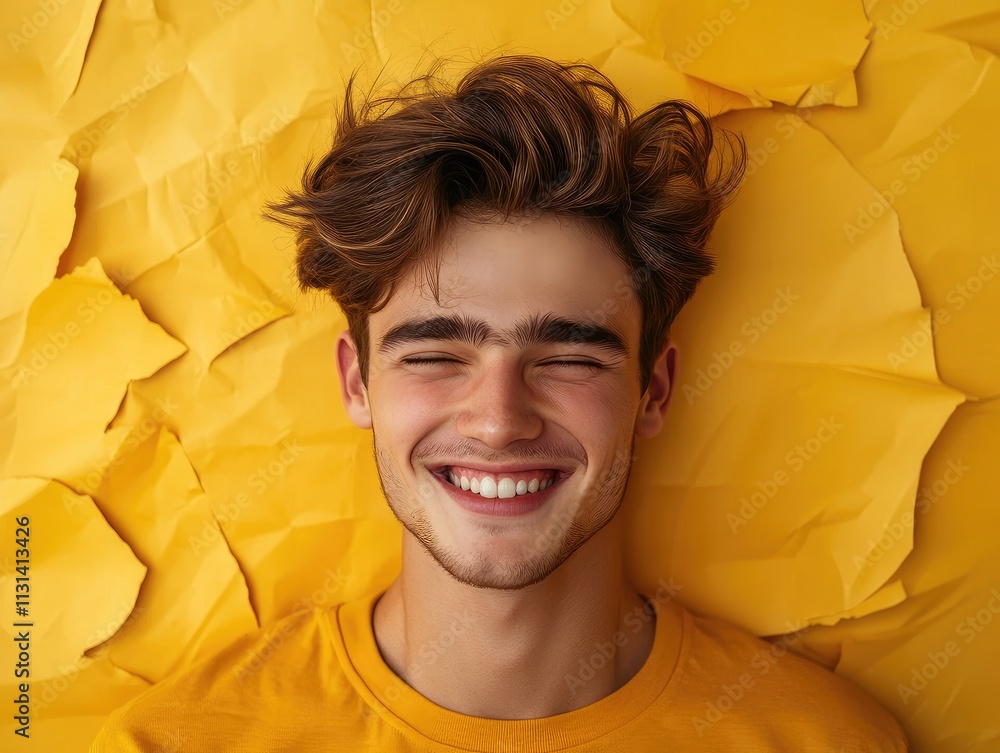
431, 470, 567, 517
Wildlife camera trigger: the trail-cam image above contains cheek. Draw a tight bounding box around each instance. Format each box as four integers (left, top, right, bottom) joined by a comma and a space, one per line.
572, 393, 634, 438
372, 379, 449, 438
536, 381, 637, 448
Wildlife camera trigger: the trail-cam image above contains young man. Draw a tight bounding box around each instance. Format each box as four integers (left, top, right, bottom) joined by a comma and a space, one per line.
92, 54, 909, 751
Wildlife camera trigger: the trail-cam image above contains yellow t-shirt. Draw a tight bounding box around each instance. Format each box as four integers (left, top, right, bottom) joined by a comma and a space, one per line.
90, 590, 909, 752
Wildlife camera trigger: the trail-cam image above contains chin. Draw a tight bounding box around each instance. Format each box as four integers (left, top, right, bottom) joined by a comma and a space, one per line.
427, 530, 586, 591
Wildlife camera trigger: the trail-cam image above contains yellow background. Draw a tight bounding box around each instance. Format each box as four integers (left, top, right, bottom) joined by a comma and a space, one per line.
1, 0, 998, 750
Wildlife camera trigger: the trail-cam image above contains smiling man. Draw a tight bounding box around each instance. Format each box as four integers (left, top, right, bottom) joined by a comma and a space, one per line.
358, 214, 661, 720
91, 54, 909, 752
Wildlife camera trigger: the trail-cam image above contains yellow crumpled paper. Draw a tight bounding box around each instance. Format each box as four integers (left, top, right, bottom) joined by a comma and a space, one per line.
1, 1, 997, 751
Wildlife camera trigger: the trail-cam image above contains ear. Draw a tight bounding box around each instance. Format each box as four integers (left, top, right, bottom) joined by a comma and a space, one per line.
634, 339, 677, 439
336, 330, 373, 430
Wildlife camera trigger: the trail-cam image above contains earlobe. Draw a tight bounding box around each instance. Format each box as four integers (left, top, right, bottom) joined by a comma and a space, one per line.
634, 340, 677, 440
336, 330, 373, 430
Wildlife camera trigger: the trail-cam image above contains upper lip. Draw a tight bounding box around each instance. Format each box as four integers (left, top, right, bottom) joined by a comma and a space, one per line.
429, 462, 574, 474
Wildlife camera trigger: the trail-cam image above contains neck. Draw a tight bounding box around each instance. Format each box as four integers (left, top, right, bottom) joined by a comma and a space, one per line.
372, 515, 656, 719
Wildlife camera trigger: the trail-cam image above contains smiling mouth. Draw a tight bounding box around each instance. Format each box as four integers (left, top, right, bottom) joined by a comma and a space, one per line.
430, 466, 569, 500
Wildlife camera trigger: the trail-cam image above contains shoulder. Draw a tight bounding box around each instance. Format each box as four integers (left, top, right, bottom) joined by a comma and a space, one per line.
89, 606, 336, 753
677, 608, 909, 751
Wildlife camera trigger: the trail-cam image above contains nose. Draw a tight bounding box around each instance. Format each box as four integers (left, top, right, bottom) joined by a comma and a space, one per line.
453, 355, 544, 449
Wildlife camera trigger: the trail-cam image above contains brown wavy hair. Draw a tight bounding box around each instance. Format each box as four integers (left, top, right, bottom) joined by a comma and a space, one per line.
265, 54, 746, 395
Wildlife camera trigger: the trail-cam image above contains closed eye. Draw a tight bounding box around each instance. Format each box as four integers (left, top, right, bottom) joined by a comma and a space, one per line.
401, 357, 605, 371
546, 361, 606, 372
401, 357, 460, 366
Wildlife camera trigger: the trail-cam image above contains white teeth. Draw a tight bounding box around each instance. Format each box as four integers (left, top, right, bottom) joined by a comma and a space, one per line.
443, 469, 558, 499
497, 478, 516, 499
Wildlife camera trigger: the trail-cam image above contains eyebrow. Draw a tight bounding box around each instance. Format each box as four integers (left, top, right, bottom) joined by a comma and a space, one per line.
376, 312, 629, 358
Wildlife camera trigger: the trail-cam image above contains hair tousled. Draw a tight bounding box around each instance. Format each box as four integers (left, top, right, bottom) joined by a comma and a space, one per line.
265, 54, 747, 395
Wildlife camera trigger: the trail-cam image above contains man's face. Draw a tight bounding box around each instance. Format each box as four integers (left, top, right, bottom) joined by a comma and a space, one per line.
339, 214, 672, 591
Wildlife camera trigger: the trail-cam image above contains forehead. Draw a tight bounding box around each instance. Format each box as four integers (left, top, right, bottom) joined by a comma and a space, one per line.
374, 214, 641, 343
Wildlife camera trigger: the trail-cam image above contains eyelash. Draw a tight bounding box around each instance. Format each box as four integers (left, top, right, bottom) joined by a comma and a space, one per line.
401, 357, 606, 372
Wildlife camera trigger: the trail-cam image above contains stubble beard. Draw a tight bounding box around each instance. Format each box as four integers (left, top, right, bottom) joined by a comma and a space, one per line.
371, 432, 635, 591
